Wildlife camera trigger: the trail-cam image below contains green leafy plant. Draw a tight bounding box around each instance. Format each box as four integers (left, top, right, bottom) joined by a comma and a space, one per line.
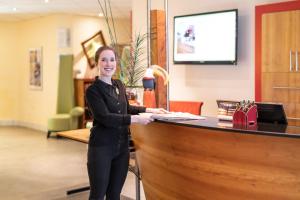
97, 0, 118, 47
120, 33, 147, 87
97, 0, 147, 87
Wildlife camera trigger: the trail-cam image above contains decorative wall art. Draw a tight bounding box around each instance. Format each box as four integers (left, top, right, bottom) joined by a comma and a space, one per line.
81, 30, 106, 69
29, 47, 43, 90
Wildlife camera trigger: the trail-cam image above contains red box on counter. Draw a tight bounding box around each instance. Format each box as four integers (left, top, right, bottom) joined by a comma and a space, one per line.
233, 104, 257, 126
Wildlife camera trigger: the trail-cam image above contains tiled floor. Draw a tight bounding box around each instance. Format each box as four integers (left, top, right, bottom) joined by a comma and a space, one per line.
0, 126, 145, 200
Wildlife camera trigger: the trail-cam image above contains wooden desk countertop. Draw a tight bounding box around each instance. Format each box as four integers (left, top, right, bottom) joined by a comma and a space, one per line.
57, 128, 90, 144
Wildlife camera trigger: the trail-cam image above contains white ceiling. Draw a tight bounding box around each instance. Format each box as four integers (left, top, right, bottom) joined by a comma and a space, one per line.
0, 0, 132, 21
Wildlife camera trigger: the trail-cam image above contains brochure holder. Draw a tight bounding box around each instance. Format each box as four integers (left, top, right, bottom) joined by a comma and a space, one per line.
233, 104, 257, 127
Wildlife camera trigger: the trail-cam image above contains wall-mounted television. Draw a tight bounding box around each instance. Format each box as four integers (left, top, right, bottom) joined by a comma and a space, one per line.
173, 9, 238, 65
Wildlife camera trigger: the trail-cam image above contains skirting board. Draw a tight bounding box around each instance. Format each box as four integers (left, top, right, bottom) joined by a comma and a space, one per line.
0, 120, 47, 132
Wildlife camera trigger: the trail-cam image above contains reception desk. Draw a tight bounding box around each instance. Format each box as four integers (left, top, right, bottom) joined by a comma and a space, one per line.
130, 117, 300, 200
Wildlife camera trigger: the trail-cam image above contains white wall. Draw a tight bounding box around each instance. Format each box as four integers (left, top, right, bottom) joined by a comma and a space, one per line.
132, 0, 290, 116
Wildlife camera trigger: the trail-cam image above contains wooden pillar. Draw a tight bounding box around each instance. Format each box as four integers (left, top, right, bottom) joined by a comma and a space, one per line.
151, 10, 167, 109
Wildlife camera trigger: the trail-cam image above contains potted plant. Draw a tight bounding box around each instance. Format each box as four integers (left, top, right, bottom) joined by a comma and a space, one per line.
119, 33, 147, 87
118, 33, 147, 104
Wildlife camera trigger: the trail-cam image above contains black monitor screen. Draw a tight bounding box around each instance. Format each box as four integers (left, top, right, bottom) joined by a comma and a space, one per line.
256, 102, 288, 125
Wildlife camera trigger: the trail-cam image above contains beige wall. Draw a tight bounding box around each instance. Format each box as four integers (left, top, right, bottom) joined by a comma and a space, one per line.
18, 15, 61, 129
0, 14, 130, 130
132, 0, 290, 116
70, 15, 131, 78
2, 0, 291, 129
0, 22, 19, 121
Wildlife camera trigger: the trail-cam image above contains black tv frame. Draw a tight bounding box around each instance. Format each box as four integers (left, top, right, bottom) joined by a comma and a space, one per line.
173, 9, 238, 65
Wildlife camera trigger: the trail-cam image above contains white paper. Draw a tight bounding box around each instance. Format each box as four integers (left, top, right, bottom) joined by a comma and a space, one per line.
139, 112, 205, 120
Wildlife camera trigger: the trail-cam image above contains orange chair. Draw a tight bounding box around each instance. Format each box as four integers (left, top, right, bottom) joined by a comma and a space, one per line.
169, 101, 203, 115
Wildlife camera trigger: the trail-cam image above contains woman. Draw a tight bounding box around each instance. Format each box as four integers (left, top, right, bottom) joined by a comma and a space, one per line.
86, 46, 166, 200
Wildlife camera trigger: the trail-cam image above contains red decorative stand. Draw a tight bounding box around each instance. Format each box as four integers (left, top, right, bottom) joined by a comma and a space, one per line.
233, 104, 257, 127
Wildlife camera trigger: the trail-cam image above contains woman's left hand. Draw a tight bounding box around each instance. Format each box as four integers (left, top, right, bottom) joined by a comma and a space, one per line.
146, 108, 169, 114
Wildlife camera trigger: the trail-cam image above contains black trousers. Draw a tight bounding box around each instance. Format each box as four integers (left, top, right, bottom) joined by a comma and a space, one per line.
87, 140, 129, 200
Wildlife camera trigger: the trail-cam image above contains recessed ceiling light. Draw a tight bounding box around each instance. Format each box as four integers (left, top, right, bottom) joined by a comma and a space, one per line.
98, 13, 104, 17
45, 0, 49, 3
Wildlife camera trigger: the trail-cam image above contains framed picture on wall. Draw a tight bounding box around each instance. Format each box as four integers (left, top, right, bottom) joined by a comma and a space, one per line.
81, 30, 106, 69
29, 47, 43, 90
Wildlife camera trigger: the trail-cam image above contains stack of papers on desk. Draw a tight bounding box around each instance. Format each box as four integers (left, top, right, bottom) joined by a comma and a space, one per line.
140, 112, 205, 120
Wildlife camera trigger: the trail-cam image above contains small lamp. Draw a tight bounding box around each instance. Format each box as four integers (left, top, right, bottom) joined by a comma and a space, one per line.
143, 68, 156, 108
143, 68, 155, 90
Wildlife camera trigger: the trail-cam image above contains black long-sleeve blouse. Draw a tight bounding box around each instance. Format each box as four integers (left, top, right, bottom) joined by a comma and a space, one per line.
86, 78, 146, 147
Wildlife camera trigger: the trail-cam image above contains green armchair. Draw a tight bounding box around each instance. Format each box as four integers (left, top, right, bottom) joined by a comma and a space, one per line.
47, 107, 84, 138
47, 55, 84, 138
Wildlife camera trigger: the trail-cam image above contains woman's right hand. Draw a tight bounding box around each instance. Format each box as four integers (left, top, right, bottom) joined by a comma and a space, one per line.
131, 115, 153, 125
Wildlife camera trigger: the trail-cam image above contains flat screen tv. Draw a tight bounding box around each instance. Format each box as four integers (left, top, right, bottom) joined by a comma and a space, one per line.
173, 9, 238, 65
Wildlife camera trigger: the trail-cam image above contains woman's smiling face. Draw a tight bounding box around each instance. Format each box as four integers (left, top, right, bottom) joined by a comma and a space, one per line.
98, 49, 116, 78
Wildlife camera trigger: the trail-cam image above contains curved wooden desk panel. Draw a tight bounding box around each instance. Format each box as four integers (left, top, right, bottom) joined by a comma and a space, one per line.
131, 121, 300, 200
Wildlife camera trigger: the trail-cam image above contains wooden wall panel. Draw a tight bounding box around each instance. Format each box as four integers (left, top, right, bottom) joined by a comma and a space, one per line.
151, 10, 167, 109
255, 1, 300, 101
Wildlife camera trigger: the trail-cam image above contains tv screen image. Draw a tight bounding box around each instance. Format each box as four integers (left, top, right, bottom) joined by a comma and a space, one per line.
173, 9, 238, 65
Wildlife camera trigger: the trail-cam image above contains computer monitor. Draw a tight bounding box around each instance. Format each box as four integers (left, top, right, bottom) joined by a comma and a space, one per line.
255, 102, 288, 125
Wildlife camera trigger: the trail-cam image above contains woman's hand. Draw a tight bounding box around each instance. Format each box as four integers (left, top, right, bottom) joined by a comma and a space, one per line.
131, 115, 153, 125
146, 108, 169, 114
